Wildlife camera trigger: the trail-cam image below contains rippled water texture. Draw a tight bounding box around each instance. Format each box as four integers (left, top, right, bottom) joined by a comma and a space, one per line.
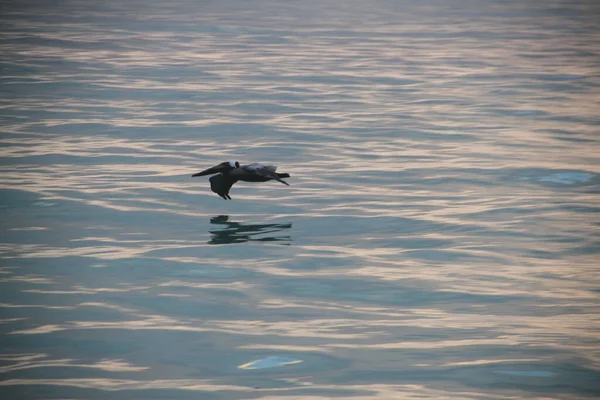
1, 0, 600, 398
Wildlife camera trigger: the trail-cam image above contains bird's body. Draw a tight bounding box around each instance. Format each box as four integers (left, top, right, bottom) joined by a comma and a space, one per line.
192, 161, 290, 200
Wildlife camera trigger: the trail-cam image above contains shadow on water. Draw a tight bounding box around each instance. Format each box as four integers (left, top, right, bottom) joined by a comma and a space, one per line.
208, 215, 292, 245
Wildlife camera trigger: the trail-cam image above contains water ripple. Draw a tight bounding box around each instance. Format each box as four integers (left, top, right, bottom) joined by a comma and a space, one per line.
1, 0, 600, 399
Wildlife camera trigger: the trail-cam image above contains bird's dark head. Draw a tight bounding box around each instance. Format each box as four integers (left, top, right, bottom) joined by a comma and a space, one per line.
192, 160, 239, 177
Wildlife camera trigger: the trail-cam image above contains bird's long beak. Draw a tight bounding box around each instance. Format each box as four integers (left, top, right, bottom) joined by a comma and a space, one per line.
192, 163, 227, 177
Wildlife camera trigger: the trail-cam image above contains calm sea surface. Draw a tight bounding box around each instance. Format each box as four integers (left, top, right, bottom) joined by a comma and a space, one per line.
1, 0, 599, 399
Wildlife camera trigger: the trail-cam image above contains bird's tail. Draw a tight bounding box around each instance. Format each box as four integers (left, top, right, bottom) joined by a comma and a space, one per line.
277, 173, 290, 178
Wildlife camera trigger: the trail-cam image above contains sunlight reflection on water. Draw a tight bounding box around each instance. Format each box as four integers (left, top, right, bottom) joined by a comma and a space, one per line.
1, 0, 599, 399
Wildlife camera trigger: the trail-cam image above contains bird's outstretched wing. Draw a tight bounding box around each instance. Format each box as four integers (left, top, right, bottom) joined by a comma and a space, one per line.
209, 174, 236, 200
243, 164, 289, 186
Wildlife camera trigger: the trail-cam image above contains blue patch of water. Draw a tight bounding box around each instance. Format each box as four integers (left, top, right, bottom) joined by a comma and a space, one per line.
495, 369, 556, 378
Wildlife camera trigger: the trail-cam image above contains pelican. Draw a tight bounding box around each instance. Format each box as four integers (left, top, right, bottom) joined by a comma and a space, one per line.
192, 161, 290, 200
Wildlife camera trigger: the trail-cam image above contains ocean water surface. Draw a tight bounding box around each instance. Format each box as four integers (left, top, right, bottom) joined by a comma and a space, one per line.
1, 0, 600, 399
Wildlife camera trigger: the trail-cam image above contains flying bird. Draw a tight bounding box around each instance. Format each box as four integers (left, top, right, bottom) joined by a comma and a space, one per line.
192, 161, 290, 200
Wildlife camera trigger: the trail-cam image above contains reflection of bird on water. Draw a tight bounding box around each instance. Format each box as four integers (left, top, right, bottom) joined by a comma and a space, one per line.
192, 161, 290, 200
209, 215, 292, 245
